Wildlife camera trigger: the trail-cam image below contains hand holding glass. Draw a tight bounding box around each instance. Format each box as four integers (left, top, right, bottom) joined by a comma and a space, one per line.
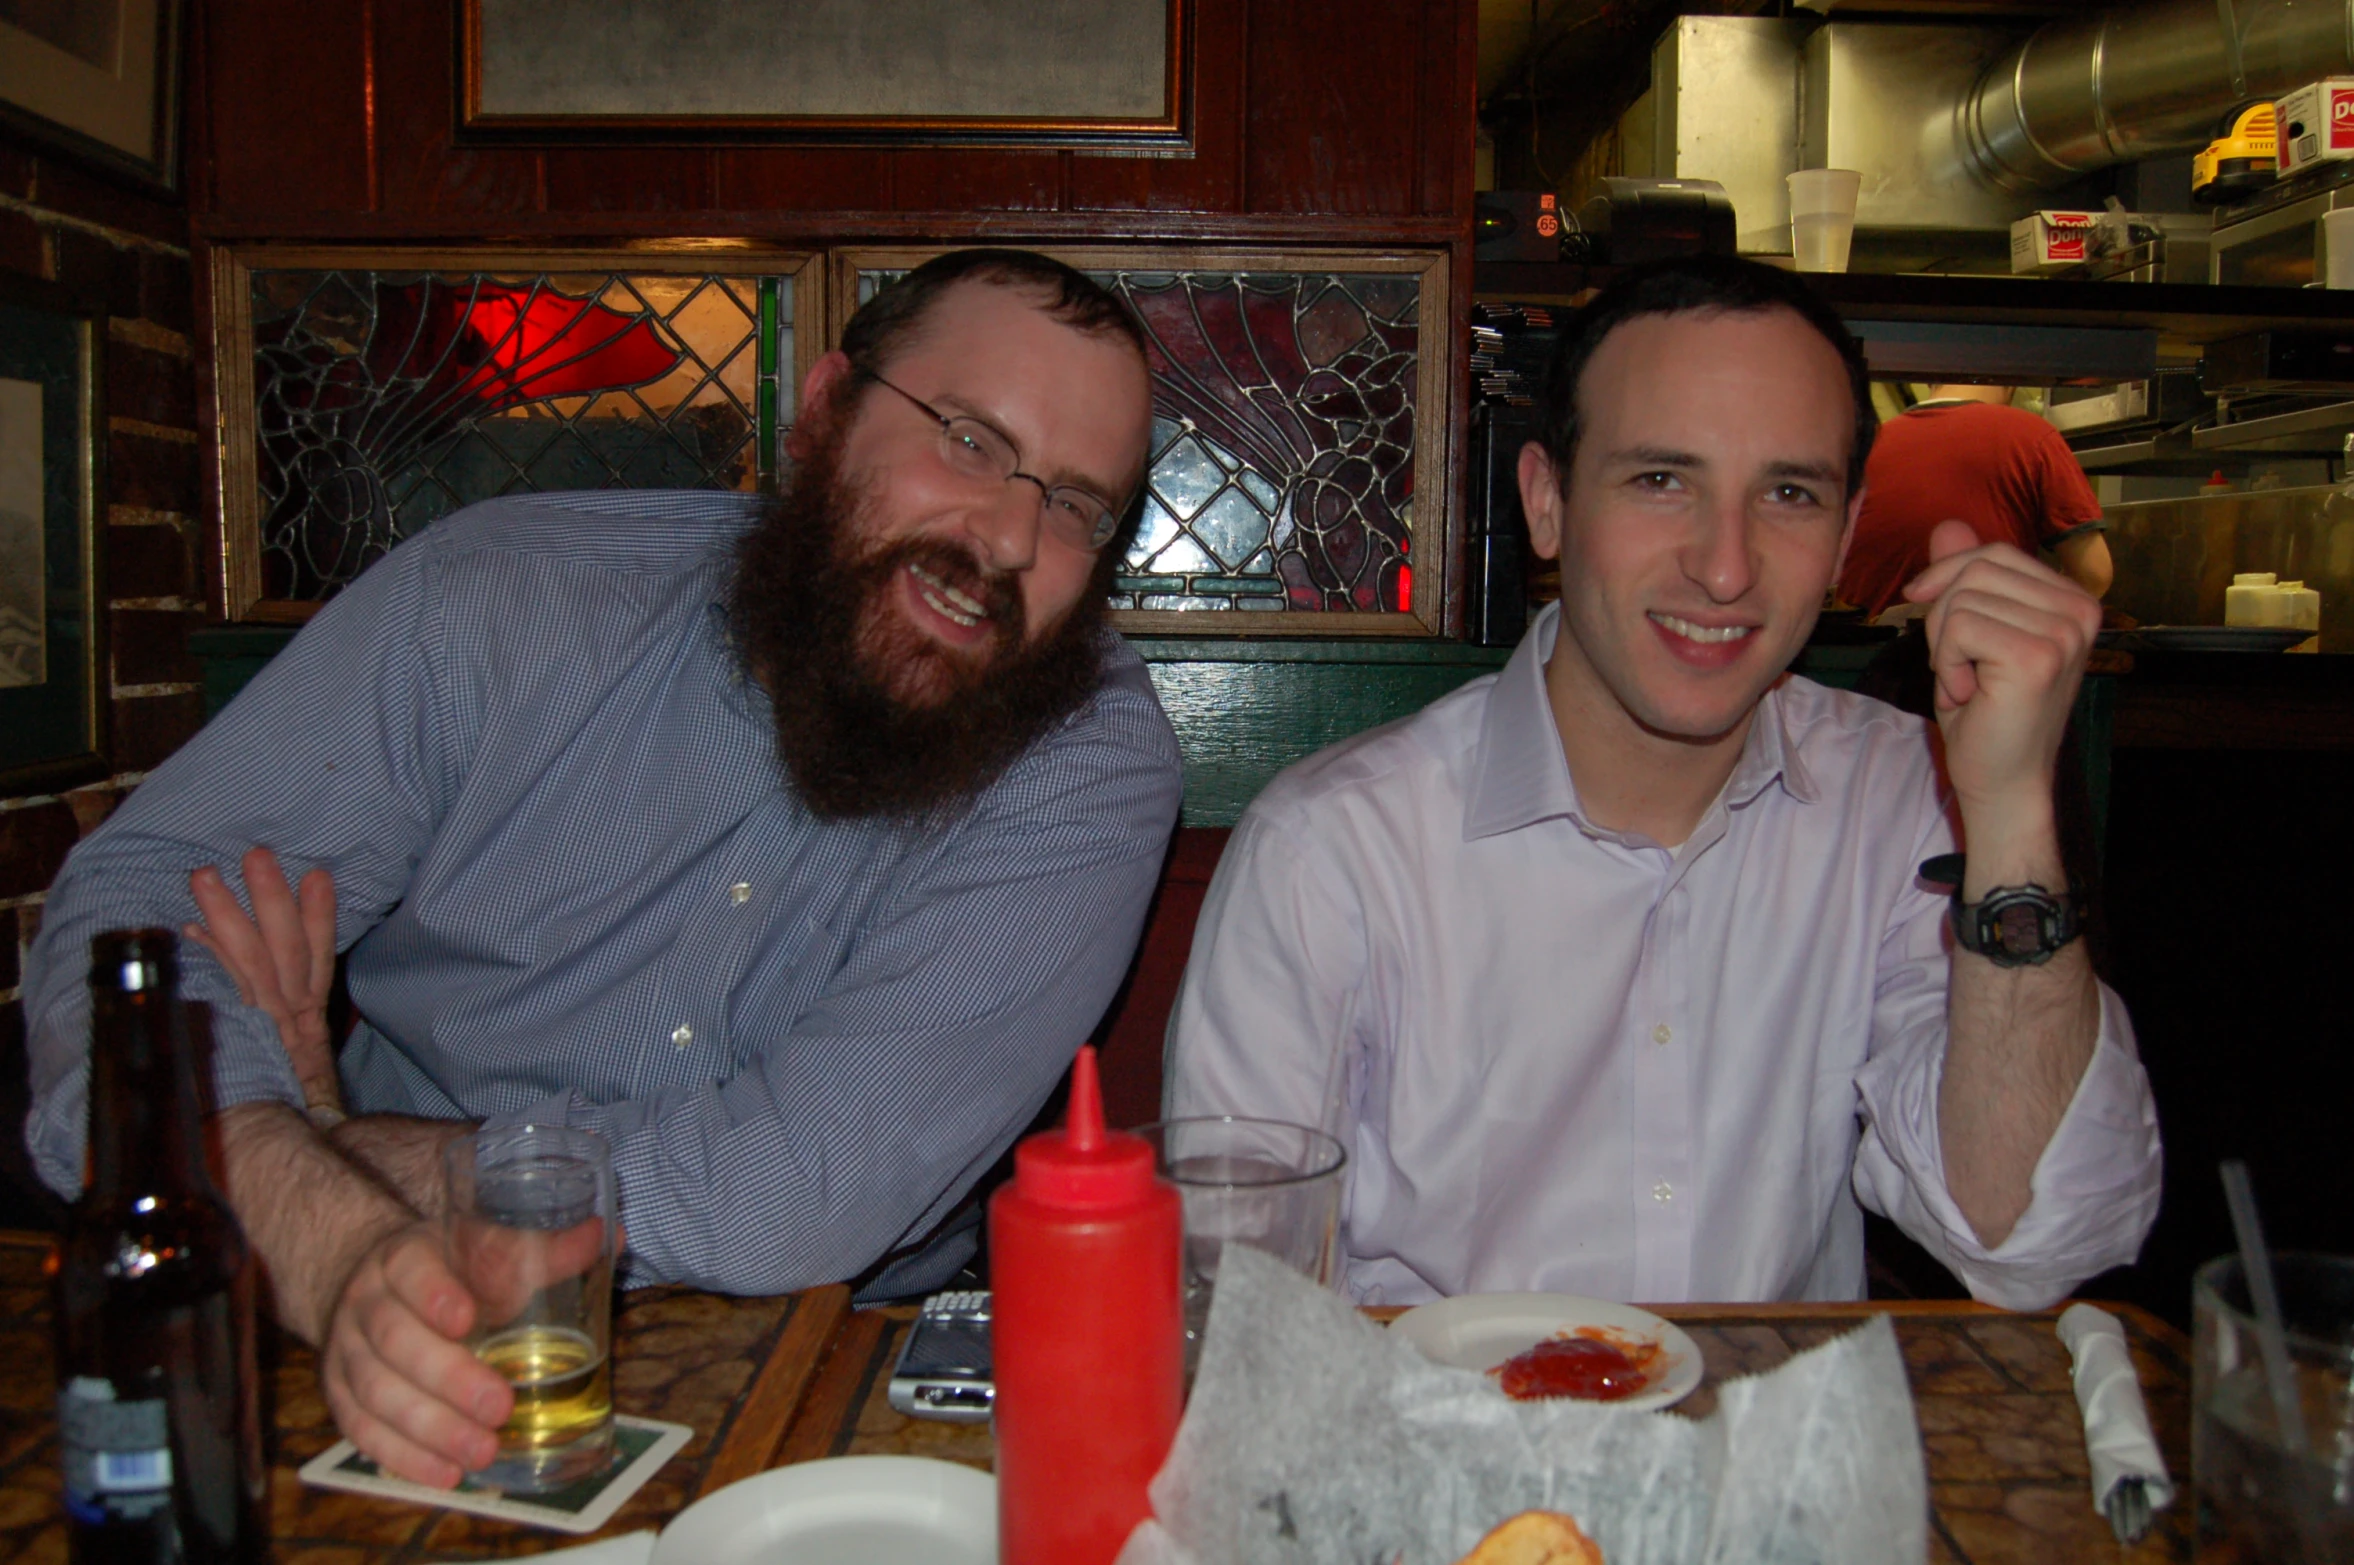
443, 1125, 618, 1493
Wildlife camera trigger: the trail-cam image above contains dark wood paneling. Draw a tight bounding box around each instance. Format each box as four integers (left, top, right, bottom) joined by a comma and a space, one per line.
196, 2, 1475, 236
887, 150, 1065, 213
542, 147, 715, 213
1068, 0, 1247, 214
205, 0, 372, 216
373, 1, 539, 219
1420, 0, 1474, 217
712, 149, 897, 213
1243, 0, 1426, 214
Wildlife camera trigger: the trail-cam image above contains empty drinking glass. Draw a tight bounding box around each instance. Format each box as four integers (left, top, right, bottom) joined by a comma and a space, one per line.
1138, 1116, 1346, 1375
1787, 168, 1864, 273
2192, 1251, 2354, 1562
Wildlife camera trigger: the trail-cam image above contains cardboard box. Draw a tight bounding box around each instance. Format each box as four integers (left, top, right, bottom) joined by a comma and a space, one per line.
2274, 78, 2354, 173
2010, 210, 2102, 273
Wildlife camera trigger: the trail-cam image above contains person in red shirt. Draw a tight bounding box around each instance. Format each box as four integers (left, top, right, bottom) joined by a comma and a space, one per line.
1838, 385, 2113, 619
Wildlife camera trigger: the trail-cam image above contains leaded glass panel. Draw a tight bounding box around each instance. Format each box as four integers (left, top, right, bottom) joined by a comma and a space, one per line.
246, 267, 792, 603
853, 264, 1425, 617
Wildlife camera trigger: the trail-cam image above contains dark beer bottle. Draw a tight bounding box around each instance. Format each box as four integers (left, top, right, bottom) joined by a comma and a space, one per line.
52, 929, 265, 1563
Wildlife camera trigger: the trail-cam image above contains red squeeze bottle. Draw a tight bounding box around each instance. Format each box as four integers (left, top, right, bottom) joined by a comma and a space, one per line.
990, 1045, 1184, 1564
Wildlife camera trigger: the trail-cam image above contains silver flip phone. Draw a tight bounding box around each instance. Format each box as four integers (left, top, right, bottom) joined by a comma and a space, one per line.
887, 1289, 995, 1423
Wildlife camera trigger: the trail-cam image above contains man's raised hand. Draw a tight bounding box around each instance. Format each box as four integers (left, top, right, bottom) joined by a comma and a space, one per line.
1901, 518, 2102, 835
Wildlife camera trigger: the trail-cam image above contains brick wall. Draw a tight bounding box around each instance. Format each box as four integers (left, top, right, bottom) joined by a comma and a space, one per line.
0, 130, 199, 1223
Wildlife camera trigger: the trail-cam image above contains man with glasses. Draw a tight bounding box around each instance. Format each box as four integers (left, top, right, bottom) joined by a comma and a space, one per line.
25, 250, 1180, 1485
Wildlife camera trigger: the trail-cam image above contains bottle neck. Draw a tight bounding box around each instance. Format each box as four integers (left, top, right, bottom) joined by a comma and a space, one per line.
86, 985, 211, 1205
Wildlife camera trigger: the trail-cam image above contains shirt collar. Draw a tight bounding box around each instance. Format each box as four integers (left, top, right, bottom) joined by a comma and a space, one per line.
1463, 602, 1818, 843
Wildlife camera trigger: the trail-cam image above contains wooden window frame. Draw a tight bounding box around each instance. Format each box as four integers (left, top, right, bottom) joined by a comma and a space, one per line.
835, 244, 1455, 639
207, 243, 824, 623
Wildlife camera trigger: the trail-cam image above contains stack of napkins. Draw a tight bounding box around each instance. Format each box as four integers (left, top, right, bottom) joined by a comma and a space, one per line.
1118, 1247, 1929, 1565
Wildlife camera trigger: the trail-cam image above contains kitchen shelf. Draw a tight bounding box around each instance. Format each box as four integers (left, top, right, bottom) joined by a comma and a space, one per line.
2190, 398, 2354, 450
1473, 265, 2354, 354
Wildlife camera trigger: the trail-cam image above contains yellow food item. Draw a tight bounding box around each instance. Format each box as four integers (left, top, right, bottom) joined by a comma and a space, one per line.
1454, 1509, 1605, 1565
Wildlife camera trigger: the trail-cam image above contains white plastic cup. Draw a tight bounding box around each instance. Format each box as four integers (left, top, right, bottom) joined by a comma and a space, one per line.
2324, 208, 2354, 288
1788, 168, 1864, 273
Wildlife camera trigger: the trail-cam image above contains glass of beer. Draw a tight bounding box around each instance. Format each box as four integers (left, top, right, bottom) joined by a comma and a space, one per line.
443, 1125, 618, 1494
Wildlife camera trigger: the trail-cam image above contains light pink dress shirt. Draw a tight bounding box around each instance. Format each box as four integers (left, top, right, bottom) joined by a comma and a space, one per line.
1165, 603, 2161, 1310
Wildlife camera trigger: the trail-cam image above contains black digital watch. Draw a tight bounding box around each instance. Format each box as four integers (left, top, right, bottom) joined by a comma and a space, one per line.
1917, 853, 2085, 969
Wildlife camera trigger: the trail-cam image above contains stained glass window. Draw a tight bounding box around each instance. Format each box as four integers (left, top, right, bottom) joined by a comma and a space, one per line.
242, 265, 793, 603
856, 261, 1432, 620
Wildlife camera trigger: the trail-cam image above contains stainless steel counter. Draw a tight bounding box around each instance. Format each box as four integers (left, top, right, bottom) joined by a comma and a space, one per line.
2103, 483, 2354, 652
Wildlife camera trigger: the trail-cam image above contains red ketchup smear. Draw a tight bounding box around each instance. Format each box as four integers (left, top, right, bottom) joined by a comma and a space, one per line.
1490, 1327, 1662, 1402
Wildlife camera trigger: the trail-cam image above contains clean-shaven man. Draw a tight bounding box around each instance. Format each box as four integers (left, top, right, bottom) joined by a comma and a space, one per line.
1169, 256, 2158, 1309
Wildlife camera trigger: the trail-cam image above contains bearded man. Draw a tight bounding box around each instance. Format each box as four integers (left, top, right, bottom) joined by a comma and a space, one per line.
22, 249, 1180, 1485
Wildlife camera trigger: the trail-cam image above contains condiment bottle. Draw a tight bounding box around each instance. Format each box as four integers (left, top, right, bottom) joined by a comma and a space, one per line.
990, 1045, 1183, 1565
54, 929, 265, 1563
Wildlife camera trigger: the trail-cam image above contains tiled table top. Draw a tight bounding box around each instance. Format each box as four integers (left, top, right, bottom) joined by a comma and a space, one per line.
0, 1225, 2196, 1564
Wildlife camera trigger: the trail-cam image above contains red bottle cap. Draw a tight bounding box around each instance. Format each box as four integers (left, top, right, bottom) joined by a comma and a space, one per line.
1012, 1046, 1159, 1211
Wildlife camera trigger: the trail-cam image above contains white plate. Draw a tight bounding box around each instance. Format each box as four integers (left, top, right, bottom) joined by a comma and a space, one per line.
651, 1456, 995, 1565
1389, 1292, 1704, 1412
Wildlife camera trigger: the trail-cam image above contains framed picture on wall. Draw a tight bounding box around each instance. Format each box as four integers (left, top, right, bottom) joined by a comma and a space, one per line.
838, 246, 1454, 638
0, 274, 107, 793
0, 0, 182, 192
207, 244, 823, 622
458, 0, 1187, 150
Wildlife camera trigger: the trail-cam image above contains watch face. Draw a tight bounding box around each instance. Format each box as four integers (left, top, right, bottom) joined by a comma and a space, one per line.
1992, 901, 2048, 956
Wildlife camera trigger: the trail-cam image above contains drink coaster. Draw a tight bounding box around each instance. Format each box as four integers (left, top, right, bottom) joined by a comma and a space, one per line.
297, 1413, 692, 1534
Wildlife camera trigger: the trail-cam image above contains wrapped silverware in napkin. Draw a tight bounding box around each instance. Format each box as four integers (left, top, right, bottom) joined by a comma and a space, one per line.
1116, 1247, 1928, 1565
2056, 1303, 2175, 1544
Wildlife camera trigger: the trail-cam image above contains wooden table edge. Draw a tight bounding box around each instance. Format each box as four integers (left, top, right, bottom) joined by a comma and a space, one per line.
695, 1281, 851, 1496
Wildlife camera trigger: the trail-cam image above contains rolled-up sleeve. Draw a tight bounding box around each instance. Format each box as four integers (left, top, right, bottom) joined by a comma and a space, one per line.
23, 542, 452, 1198
498, 680, 1182, 1296
1852, 861, 2163, 1311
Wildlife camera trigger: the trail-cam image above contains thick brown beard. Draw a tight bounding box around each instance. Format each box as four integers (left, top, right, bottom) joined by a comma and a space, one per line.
728, 424, 1112, 821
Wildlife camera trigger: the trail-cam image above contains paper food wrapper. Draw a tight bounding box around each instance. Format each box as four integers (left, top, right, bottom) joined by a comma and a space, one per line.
1118, 1247, 1928, 1565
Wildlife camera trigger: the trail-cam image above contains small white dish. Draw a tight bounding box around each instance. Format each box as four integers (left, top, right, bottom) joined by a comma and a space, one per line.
1389, 1292, 1704, 1412
651, 1455, 995, 1565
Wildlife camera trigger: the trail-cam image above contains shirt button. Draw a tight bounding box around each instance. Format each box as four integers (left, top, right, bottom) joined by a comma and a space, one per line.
1651, 1022, 1672, 1045
729, 882, 752, 905
1652, 1181, 1674, 1203
671, 1024, 694, 1049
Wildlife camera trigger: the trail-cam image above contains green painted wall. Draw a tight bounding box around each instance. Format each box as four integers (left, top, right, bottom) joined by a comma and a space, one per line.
1131, 639, 1511, 824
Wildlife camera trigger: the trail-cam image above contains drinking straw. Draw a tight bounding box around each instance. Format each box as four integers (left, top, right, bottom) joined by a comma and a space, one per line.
2219, 1160, 2308, 1457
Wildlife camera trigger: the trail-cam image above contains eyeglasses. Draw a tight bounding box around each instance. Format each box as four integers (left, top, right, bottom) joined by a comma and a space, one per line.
864, 373, 1125, 552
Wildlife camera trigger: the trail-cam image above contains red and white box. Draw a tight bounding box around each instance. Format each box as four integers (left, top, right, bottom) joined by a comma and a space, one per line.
2275, 78, 2354, 174
2010, 210, 2101, 274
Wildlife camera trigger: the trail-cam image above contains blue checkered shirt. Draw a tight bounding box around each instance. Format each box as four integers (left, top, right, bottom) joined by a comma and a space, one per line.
25, 491, 1182, 1294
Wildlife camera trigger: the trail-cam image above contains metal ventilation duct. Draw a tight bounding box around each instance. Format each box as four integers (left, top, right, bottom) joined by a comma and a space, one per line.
1960, 0, 2354, 191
